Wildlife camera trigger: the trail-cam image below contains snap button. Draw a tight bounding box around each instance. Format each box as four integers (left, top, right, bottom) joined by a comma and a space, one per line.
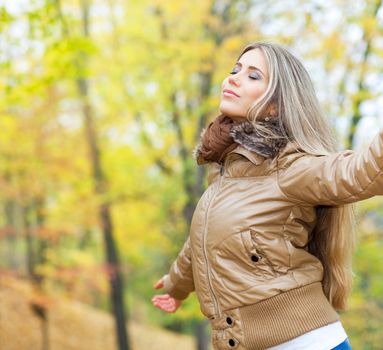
228, 339, 235, 347
251, 255, 259, 262
226, 316, 233, 325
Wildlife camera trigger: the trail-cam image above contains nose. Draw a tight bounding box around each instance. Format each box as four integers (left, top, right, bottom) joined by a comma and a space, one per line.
228, 74, 240, 86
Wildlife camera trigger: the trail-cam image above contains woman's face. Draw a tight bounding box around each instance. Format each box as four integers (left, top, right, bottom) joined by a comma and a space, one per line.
219, 48, 269, 121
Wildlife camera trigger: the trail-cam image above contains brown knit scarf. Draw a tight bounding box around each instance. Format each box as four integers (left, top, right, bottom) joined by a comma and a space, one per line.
194, 114, 289, 165
197, 114, 242, 164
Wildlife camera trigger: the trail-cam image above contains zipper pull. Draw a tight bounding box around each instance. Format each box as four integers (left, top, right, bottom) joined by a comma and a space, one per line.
220, 164, 224, 176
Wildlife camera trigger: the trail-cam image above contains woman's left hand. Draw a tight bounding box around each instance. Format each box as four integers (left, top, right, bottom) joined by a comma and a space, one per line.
152, 277, 182, 313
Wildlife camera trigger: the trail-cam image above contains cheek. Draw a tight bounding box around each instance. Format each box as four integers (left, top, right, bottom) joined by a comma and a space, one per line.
249, 84, 266, 98
244, 84, 267, 103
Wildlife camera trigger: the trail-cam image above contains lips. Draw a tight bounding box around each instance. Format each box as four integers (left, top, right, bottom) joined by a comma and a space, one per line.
223, 89, 240, 97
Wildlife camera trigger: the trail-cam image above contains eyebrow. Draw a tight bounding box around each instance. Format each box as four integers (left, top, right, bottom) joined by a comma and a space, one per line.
234, 62, 265, 77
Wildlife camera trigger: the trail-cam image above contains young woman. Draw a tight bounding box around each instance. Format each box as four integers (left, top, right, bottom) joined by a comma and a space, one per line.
151, 42, 381, 349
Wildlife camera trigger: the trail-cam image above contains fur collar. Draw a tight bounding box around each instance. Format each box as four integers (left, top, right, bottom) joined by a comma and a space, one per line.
193, 118, 289, 165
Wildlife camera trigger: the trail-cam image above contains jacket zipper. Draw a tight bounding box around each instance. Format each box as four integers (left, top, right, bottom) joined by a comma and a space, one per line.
202, 161, 225, 319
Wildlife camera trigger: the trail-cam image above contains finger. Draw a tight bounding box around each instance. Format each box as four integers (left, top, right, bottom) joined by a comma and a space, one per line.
163, 306, 176, 313
153, 297, 177, 310
152, 300, 175, 313
153, 278, 164, 289
152, 296, 171, 304
152, 294, 171, 301
152, 302, 166, 311
153, 298, 174, 309
153, 298, 180, 313
157, 302, 176, 313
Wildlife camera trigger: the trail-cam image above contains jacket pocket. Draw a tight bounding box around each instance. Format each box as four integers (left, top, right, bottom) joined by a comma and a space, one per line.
215, 230, 276, 293
249, 229, 290, 273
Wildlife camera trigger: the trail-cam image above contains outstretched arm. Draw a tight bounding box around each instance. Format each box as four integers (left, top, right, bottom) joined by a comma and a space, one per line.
162, 235, 194, 300
151, 236, 194, 313
278, 129, 383, 205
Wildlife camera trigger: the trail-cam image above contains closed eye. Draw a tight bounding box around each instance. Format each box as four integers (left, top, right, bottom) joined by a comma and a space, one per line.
230, 70, 261, 80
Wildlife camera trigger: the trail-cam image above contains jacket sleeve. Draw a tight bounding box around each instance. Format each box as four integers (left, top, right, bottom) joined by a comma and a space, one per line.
277, 129, 383, 205
162, 236, 194, 300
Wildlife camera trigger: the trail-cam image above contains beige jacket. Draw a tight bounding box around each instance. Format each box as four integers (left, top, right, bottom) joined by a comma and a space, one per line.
163, 125, 383, 350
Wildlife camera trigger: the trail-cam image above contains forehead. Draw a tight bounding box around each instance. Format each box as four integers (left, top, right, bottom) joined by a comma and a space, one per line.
237, 48, 268, 79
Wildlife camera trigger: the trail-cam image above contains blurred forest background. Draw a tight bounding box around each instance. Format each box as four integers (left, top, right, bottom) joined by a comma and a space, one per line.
0, 0, 383, 349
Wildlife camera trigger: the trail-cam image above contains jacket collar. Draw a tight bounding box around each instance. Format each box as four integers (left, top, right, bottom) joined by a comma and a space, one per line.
226, 145, 265, 165
226, 141, 303, 165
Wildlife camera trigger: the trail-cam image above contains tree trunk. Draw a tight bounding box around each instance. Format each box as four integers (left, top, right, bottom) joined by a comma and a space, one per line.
26, 197, 50, 350
79, 80, 130, 350
196, 319, 210, 350
4, 199, 17, 270
23, 203, 35, 278
34, 197, 48, 284
75, 1, 131, 349
53, 0, 131, 347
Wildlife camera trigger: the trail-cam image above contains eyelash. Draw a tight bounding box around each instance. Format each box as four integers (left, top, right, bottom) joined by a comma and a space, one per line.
229, 70, 260, 80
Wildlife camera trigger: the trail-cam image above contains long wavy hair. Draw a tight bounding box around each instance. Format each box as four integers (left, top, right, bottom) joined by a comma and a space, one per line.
237, 42, 355, 311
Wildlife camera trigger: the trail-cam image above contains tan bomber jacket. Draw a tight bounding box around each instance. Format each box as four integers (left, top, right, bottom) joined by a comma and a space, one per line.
162, 127, 383, 350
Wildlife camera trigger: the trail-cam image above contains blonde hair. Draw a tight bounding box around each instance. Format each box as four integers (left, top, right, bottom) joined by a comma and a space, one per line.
237, 42, 355, 310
